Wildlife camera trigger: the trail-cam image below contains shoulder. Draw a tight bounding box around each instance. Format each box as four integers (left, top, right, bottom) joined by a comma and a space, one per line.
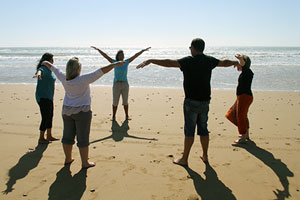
178, 56, 193, 61
204, 54, 219, 62
178, 56, 193, 65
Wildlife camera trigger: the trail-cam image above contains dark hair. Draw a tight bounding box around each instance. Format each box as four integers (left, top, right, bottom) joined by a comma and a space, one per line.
242, 55, 251, 69
191, 38, 205, 52
115, 50, 124, 61
37, 53, 53, 70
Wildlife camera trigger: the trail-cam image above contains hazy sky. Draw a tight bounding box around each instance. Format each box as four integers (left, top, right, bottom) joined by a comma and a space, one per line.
0, 0, 299, 47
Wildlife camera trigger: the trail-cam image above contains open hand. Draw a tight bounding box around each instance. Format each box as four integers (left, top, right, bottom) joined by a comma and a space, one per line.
136, 60, 150, 69
114, 61, 126, 67
41, 61, 52, 69
90, 46, 99, 51
235, 54, 245, 67
32, 74, 42, 80
143, 47, 151, 52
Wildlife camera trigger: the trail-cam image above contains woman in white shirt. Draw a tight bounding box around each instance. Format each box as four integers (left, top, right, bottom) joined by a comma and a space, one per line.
43, 57, 124, 169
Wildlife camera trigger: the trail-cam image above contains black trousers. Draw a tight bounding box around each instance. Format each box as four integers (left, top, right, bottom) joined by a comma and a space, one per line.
38, 98, 53, 131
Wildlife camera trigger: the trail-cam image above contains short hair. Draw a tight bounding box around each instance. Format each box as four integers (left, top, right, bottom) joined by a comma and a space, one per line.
191, 38, 205, 52
66, 57, 81, 80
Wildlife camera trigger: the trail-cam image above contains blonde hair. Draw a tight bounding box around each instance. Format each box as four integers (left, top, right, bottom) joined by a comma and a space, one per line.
66, 57, 81, 80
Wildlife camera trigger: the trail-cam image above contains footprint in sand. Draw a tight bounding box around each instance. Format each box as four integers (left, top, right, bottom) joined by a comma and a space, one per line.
140, 167, 148, 174
222, 163, 231, 166
108, 156, 116, 160
179, 175, 192, 181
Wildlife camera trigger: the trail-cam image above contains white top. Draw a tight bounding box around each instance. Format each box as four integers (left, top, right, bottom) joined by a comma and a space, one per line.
50, 65, 104, 108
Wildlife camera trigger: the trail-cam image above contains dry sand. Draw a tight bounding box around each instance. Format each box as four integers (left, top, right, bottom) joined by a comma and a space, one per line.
0, 84, 299, 200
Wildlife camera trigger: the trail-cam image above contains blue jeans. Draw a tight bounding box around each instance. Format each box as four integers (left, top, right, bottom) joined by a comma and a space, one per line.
184, 99, 210, 137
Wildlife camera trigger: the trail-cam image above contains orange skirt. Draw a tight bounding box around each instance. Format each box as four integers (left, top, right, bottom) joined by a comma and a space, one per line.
225, 94, 253, 135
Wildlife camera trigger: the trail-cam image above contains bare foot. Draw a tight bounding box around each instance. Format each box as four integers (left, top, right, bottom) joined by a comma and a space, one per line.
233, 138, 247, 144
82, 162, 96, 169
200, 156, 209, 163
173, 158, 188, 166
47, 137, 59, 141
126, 116, 131, 120
38, 138, 51, 144
64, 158, 75, 166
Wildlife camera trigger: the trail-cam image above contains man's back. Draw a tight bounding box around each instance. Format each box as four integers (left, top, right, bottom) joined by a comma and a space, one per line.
178, 54, 219, 101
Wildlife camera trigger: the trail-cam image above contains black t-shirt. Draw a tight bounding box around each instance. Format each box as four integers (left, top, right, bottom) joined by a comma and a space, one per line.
236, 67, 254, 96
178, 54, 219, 101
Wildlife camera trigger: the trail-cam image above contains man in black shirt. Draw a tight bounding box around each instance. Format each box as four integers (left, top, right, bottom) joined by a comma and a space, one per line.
137, 38, 239, 166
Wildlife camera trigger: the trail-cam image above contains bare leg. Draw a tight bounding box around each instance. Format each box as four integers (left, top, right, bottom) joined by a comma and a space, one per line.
173, 137, 194, 166
79, 146, 95, 169
46, 128, 58, 141
200, 136, 209, 163
124, 105, 131, 120
38, 130, 50, 144
112, 105, 117, 121
63, 144, 74, 164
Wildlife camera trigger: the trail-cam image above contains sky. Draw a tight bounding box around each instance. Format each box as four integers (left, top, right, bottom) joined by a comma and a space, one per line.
0, 0, 299, 47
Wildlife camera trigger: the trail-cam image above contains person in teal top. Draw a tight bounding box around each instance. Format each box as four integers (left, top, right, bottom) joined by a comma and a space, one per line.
34, 53, 59, 144
91, 46, 150, 121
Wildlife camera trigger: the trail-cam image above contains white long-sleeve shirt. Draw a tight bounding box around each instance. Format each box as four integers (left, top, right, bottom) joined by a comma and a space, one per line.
50, 65, 104, 107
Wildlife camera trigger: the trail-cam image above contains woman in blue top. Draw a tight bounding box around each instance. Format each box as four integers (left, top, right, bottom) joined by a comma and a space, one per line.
34, 53, 59, 144
91, 46, 150, 121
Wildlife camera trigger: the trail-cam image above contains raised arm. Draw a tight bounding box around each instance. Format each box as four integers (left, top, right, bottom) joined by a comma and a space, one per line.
78, 61, 126, 84
91, 46, 113, 63
136, 59, 181, 69
128, 47, 151, 63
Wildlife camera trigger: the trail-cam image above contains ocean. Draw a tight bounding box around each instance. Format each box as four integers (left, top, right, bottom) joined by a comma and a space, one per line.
0, 46, 300, 91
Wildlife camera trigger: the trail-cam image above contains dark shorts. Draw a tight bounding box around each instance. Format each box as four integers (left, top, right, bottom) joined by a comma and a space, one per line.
62, 111, 92, 147
184, 99, 210, 137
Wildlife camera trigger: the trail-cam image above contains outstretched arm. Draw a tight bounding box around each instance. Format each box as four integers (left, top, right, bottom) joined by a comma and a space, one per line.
128, 47, 151, 63
33, 70, 42, 80
136, 59, 181, 69
217, 59, 240, 68
91, 46, 113, 63
101, 61, 125, 74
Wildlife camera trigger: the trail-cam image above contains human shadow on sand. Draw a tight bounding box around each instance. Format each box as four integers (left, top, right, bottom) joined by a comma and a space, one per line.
90, 120, 157, 144
2, 144, 48, 194
233, 140, 294, 200
182, 164, 237, 200
48, 165, 87, 200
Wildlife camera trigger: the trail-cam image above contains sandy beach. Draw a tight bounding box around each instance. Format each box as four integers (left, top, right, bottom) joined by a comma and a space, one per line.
0, 84, 299, 200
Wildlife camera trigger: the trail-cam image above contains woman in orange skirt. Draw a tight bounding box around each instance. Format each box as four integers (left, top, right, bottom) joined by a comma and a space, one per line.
225, 54, 254, 144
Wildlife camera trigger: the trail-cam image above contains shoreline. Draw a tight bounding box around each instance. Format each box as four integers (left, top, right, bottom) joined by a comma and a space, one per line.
1, 83, 300, 93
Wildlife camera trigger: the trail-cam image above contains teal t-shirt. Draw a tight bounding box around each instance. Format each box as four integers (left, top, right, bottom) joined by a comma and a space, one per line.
112, 59, 129, 82
35, 66, 56, 103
